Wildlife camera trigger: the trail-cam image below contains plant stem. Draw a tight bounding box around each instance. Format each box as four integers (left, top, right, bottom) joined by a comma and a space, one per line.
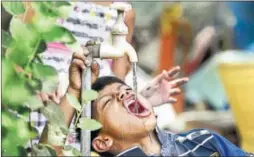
24, 38, 41, 75
74, 103, 86, 127
35, 55, 43, 63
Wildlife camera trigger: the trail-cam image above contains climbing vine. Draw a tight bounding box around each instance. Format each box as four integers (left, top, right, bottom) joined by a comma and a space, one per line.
2, 2, 101, 156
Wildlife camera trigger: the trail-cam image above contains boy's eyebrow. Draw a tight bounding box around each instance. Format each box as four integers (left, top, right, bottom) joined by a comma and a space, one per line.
117, 84, 125, 90
95, 84, 125, 103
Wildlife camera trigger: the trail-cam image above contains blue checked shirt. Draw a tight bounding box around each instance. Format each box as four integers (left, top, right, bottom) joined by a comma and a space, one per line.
30, 111, 253, 157
118, 128, 253, 156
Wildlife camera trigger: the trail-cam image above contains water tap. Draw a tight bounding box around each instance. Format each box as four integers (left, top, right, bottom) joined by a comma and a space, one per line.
84, 2, 139, 101
85, 2, 138, 63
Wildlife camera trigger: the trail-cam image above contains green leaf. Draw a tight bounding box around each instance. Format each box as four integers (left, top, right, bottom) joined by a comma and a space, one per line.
2, 81, 31, 107
25, 96, 44, 110
1, 30, 13, 49
82, 90, 99, 103
77, 117, 102, 131
10, 17, 39, 44
2, 63, 31, 106
2, 2, 25, 15
41, 102, 67, 128
34, 2, 59, 17
57, 5, 73, 19
63, 145, 81, 156
5, 41, 34, 67
32, 144, 57, 156
32, 62, 57, 80
41, 78, 58, 93
65, 41, 82, 52
2, 58, 15, 90
7, 18, 40, 66
31, 63, 58, 93
2, 111, 31, 156
32, 2, 72, 19
66, 93, 81, 111
47, 124, 67, 146
53, 1, 71, 7
42, 25, 76, 44
2, 59, 32, 107
25, 78, 42, 93
31, 9, 57, 33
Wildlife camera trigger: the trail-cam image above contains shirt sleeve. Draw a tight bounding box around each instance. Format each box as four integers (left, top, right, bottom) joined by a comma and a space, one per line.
211, 132, 249, 156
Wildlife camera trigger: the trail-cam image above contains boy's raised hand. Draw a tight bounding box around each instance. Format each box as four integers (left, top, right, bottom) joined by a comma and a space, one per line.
140, 66, 189, 107
68, 48, 99, 97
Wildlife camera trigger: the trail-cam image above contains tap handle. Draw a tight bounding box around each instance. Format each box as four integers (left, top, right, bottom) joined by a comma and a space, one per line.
85, 40, 101, 58
85, 39, 102, 46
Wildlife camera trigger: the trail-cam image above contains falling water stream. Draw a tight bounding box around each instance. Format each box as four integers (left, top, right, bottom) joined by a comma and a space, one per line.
132, 63, 154, 144
132, 63, 138, 101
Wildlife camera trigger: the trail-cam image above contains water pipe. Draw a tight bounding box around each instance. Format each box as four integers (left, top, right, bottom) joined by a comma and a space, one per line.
80, 2, 138, 156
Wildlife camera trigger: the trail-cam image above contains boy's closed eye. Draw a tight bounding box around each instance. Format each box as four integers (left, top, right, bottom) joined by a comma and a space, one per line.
103, 96, 113, 109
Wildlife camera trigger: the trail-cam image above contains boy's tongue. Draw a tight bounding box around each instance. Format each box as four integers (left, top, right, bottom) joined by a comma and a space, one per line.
124, 96, 150, 117
128, 101, 146, 114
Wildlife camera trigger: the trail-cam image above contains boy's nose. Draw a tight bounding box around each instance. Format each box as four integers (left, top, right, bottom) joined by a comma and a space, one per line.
118, 90, 131, 101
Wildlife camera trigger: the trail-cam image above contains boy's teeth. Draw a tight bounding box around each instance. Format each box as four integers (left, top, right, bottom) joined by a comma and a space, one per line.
127, 100, 135, 105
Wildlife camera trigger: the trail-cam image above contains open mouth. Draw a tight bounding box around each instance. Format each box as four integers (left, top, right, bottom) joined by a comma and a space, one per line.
124, 95, 151, 118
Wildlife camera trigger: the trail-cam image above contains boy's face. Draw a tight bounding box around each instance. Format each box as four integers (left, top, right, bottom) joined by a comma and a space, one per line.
93, 82, 157, 140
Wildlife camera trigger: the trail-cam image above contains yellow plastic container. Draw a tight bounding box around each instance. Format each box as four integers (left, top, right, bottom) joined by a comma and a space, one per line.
218, 62, 254, 152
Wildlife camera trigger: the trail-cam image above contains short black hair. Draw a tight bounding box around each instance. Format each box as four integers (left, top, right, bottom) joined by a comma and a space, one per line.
91, 76, 126, 156
91, 76, 126, 92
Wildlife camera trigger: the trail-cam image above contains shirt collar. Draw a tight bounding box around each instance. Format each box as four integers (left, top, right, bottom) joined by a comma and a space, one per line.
116, 127, 168, 156
116, 146, 159, 156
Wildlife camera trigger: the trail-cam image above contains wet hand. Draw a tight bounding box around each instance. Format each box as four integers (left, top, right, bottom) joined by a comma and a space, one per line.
140, 66, 189, 107
68, 48, 99, 96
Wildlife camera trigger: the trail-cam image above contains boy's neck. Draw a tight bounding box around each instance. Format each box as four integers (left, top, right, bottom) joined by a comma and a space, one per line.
112, 132, 161, 156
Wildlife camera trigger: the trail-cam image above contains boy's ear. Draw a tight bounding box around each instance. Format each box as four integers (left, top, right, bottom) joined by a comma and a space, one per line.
92, 134, 113, 153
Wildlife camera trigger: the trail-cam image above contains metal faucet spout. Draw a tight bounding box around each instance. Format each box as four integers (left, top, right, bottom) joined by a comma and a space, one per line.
123, 42, 138, 63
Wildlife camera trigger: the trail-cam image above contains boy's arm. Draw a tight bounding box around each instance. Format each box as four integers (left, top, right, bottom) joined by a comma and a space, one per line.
112, 7, 135, 80
39, 88, 80, 155
39, 50, 99, 156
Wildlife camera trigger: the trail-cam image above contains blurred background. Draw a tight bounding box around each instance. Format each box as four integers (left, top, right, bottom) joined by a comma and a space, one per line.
128, 1, 254, 152
2, 1, 254, 153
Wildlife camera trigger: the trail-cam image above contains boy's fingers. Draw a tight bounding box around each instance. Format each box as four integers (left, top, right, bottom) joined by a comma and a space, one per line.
91, 61, 99, 76
167, 66, 180, 78
55, 86, 61, 99
71, 59, 86, 69
36, 93, 43, 103
159, 66, 180, 82
170, 77, 189, 87
81, 46, 90, 55
41, 93, 49, 103
49, 94, 60, 104
91, 60, 100, 84
153, 70, 167, 83
167, 97, 177, 104
169, 88, 181, 96
72, 52, 86, 63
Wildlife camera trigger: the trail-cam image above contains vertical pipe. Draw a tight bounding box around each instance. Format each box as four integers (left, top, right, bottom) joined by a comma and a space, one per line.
81, 67, 92, 156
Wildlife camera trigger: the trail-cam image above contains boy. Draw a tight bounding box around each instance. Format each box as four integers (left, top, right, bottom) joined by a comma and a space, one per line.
41, 50, 253, 156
